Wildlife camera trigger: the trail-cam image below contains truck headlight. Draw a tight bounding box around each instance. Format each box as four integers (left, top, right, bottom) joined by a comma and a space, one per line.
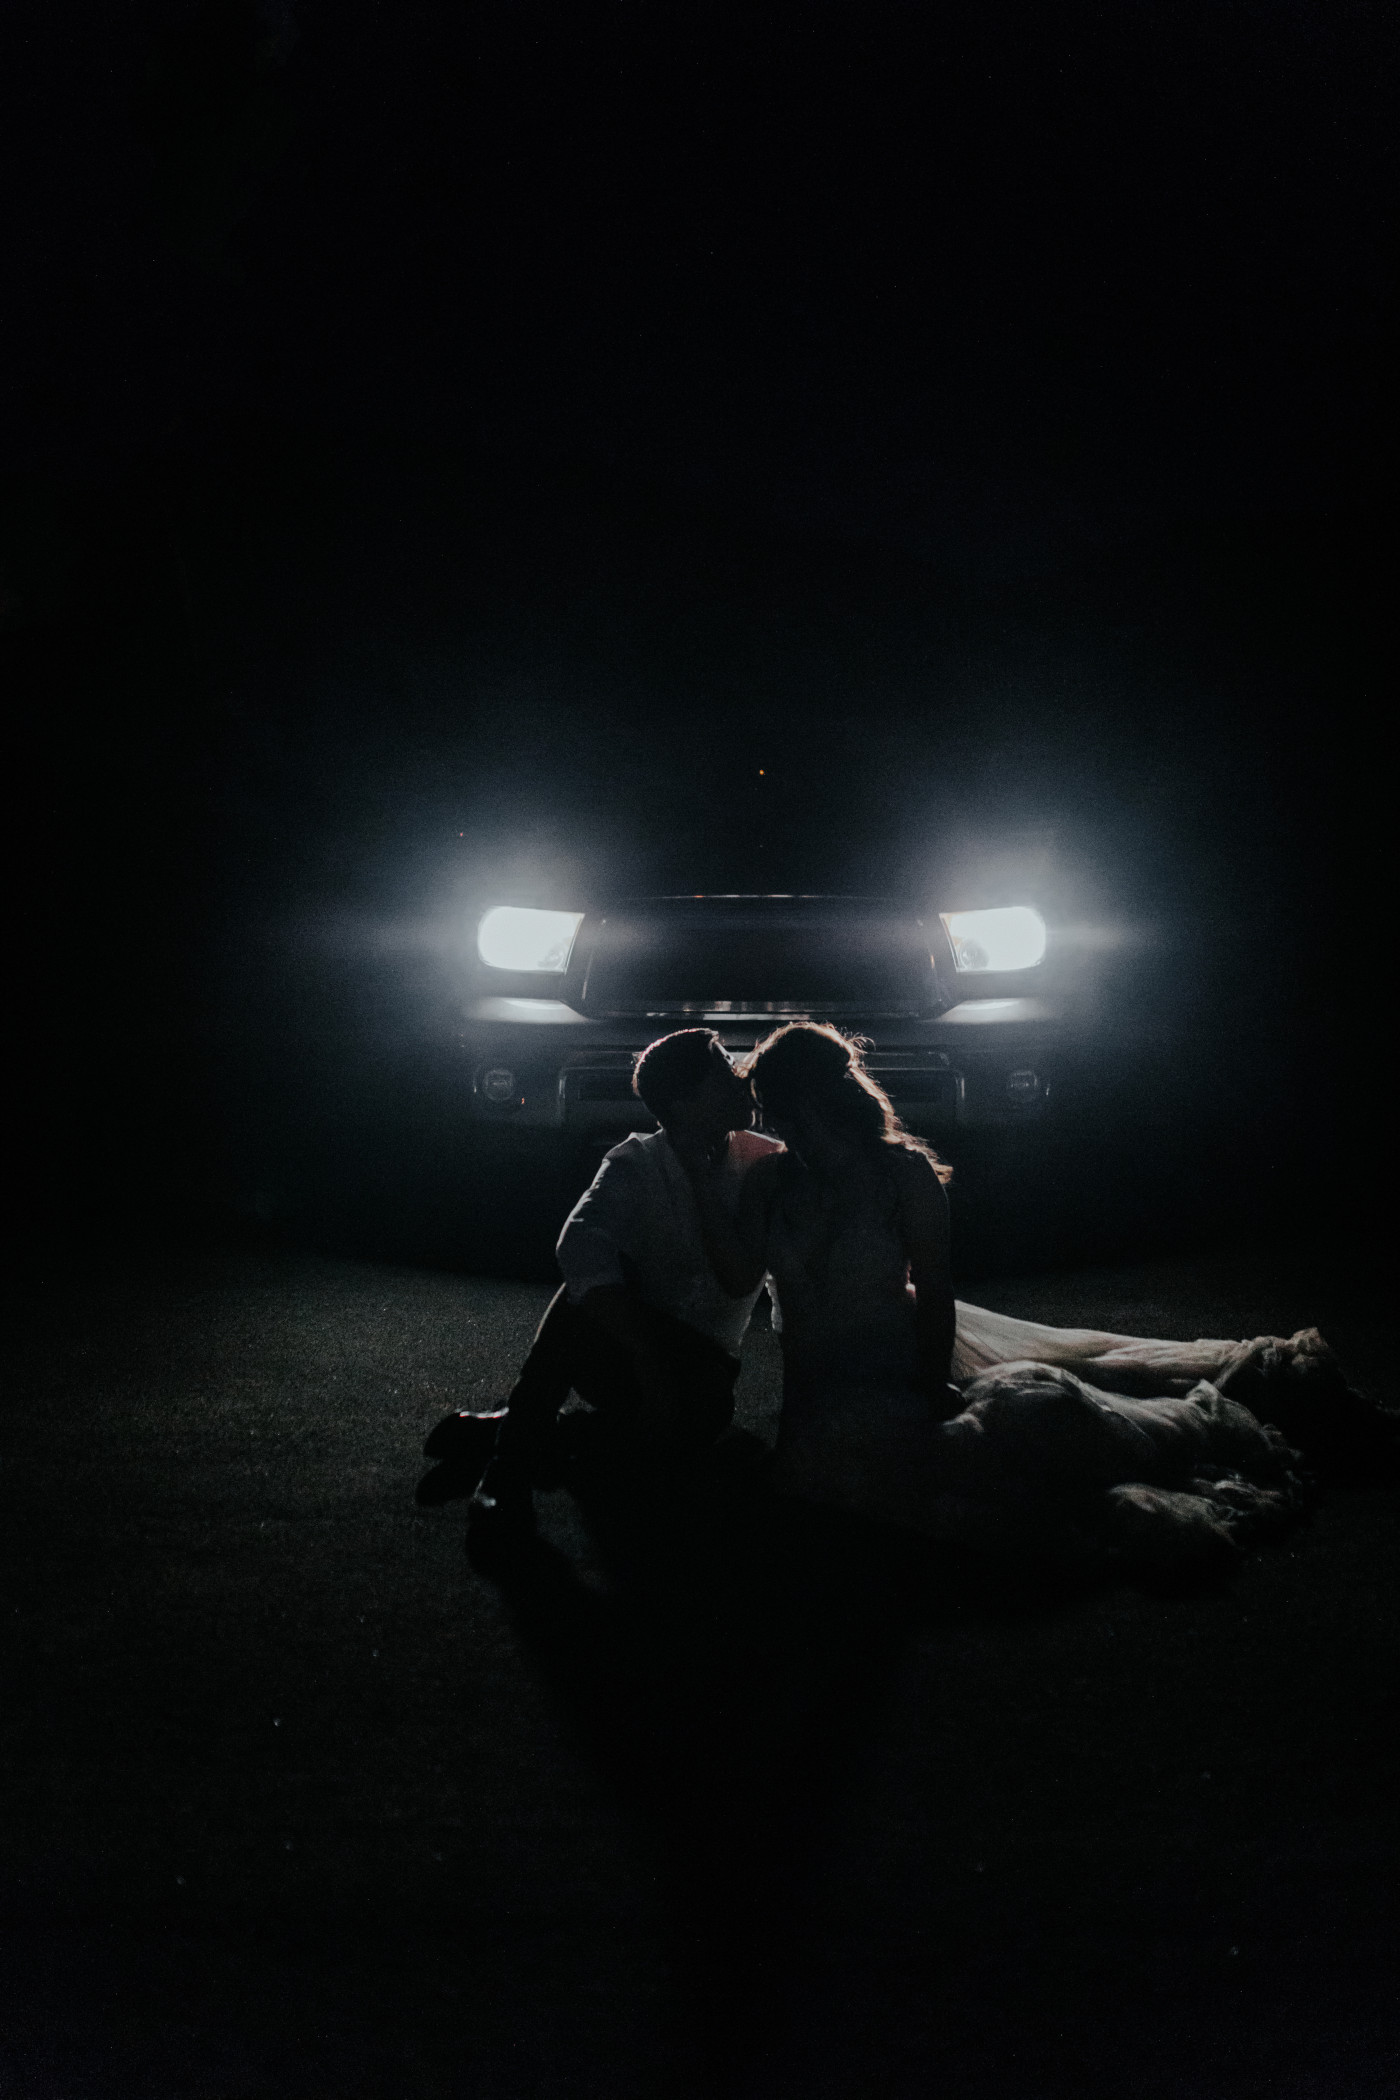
939, 905, 1047, 973
477, 906, 584, 973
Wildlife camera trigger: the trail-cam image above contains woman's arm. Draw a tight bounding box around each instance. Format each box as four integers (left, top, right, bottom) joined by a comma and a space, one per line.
674, 1141, 778, 1297
890, 1147, 956, 1400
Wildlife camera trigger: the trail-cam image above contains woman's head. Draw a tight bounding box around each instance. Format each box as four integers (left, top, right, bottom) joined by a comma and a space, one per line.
744, 1022, 950, 1177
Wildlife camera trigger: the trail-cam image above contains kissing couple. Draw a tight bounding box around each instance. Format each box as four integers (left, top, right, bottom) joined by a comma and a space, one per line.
426, 1025, 1390, 1576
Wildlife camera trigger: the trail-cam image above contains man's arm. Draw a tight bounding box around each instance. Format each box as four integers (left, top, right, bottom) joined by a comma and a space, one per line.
554, 1147, 636, 1304
555, 1154, 684, 1442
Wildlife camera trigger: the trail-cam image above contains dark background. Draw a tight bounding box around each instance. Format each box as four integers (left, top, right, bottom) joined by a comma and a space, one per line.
5, 0, 1394, 1260
4, 16, 1399, 2096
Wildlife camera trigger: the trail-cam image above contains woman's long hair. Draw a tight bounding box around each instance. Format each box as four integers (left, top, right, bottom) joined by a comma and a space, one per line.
744, 1022, 952, 1182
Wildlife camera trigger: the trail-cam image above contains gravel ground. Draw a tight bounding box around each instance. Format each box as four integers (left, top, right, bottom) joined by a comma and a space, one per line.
2, 1233, 1396, 2098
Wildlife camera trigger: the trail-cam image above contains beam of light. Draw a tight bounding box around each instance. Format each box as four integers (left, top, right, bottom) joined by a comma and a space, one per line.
937, 997, 1056, 1023
939, 905, 1047, 972
477, 905, 584, 972
465, 996, 591, 1023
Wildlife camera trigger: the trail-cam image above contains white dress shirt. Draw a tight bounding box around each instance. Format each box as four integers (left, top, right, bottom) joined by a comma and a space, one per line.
556, 1126, 781, 1358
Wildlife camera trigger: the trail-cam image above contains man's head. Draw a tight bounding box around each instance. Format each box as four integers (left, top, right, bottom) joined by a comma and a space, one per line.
632, 1028, 753, 1148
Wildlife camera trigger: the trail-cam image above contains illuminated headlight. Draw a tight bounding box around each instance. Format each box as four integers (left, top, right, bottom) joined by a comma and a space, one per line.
939, 905, 1047, 973
477, 905, 583, 973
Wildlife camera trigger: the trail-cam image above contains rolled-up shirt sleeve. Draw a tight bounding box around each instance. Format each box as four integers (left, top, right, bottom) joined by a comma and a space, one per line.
555, 1152, 632, 1302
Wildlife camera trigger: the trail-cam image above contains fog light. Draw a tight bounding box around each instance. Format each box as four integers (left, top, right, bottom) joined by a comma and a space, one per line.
480, 1066, 520, 1105
1006, 1069, 1041, 1103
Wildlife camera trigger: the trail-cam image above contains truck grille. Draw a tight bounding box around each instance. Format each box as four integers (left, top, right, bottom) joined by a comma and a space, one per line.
579, 897, 936, 1018
571, 1070, 637, 1103
870, 1066, 959, 1107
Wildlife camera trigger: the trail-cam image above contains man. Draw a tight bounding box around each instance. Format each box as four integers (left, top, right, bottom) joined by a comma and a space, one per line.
421, 1028, 781, 1546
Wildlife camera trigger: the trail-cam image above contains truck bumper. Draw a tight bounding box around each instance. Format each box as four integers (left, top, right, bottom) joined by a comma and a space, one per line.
457, 995, 1068, 1140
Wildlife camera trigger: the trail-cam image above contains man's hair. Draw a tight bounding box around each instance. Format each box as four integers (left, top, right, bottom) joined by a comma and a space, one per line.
632, 1028, 729, 1119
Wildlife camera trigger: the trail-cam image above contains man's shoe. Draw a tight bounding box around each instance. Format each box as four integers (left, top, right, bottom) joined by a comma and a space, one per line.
423, 1408, 507, 1463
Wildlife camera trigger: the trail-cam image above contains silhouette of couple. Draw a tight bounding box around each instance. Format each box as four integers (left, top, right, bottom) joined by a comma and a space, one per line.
425, 1025, 1387, 1577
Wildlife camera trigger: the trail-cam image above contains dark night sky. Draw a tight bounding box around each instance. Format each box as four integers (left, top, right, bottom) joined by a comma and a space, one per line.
4, 1, 1395, 1219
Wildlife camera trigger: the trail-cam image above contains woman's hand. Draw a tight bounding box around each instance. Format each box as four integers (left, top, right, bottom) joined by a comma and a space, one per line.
890, 1147, 956, 1396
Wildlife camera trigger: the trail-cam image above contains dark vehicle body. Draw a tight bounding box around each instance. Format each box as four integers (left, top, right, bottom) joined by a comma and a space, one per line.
459, 893, 1067, 1147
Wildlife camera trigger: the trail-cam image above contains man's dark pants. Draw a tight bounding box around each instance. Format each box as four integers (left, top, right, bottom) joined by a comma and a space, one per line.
496, 1284, 740, 1472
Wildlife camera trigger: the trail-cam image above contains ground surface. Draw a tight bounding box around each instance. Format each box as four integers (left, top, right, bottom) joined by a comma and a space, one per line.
2, 1232, 1397, 2098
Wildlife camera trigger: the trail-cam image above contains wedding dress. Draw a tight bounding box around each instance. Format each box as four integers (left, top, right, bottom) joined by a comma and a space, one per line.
763, 1160, 1376, 1573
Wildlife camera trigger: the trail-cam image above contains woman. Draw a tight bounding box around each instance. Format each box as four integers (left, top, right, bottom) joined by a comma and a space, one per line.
679, 1023, 1379, 1573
